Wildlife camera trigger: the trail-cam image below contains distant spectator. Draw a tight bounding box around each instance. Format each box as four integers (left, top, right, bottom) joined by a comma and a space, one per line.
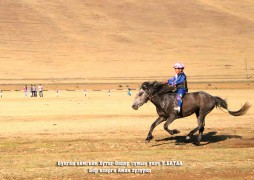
128, 88, 132, 96
30, 84, 33, 97
23, 85, 28, 97
38, 84, 43, 97
33, 85, 37, 97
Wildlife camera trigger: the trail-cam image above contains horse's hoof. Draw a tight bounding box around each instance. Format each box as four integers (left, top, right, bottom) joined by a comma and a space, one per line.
194, 141, 201, 146
173, 129, 180, 134
145, 136, 153, 143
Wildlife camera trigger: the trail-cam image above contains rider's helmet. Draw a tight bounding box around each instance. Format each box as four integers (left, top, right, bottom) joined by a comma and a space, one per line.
173, 62, 184, 69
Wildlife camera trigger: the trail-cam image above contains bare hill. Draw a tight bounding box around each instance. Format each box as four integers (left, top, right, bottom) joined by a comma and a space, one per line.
0, 0, 254, 83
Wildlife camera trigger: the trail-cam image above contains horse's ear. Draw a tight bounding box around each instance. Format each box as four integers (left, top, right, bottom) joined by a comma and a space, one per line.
141, 82, 149, 89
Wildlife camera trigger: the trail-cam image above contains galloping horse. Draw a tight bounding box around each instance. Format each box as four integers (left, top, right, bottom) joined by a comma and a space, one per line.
132, 81, 251, 145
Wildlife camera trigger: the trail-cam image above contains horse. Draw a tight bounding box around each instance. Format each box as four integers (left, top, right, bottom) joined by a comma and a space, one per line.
132, 81, 251, 145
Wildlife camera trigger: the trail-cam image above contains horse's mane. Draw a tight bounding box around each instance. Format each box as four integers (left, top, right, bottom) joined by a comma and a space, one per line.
141, 81, 176, 95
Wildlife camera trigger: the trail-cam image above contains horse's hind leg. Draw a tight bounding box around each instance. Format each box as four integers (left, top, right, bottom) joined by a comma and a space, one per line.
186, 112, 200, 140
146, 116, 166, 143
195, 115, 206, 146
186, 127, 199, 140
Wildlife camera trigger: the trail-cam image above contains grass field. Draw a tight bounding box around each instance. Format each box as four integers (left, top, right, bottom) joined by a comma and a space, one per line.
0, 89, 253, 179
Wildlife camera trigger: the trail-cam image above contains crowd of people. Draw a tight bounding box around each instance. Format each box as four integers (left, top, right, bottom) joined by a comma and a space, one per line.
22, 84, 133, 98
23, 84, 43, 97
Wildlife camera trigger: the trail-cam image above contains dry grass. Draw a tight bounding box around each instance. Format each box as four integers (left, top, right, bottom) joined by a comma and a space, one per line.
0, 0, 254, 81
0, 89, 253, 179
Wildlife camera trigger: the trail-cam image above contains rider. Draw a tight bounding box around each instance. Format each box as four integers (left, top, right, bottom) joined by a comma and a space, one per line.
165, 62, 188, 113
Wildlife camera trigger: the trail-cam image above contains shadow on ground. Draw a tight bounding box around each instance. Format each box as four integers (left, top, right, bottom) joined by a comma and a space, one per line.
152, 131, 242, 147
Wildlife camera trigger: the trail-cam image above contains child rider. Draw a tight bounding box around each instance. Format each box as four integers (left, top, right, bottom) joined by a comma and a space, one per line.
166, 62, 188, 113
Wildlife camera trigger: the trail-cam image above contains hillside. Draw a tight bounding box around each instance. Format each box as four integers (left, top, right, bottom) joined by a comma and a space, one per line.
0, 0, 254, 83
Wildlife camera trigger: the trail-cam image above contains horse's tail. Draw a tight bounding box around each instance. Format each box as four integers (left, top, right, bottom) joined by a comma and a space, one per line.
213, 96, 251, 116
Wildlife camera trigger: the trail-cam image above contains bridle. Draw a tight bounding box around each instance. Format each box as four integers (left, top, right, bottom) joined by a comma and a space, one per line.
142, 88, 154, 101
141, 86, 169, 117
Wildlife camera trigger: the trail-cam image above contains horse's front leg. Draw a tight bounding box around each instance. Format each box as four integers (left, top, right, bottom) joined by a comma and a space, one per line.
146, 116, 166, 143
163, 116, 180, 135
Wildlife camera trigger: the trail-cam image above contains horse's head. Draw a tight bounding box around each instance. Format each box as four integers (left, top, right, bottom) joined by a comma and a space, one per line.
132, 82, 153, 110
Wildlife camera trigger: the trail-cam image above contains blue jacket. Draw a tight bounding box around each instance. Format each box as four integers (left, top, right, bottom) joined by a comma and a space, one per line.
168, 73, 188, 91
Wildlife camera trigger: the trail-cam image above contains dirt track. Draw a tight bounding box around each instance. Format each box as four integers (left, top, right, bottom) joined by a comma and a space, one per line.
0, 89, 253, 179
